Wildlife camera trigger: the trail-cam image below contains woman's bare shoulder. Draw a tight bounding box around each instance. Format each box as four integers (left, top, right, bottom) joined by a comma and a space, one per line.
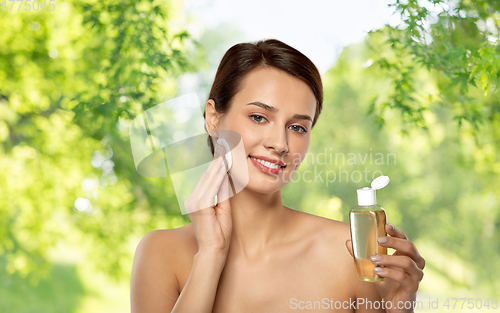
131, 224, 197, 312
286, 207, 359, 294
287, 206, 350, 239
143, 223, 195, 240
137, 223, 197, 258
287, 207, 353, 263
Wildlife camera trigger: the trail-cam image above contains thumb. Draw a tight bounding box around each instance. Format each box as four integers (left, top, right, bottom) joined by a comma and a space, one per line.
215, 171, 232, 212
215, 173, 232, 237
345, 239, 353, 257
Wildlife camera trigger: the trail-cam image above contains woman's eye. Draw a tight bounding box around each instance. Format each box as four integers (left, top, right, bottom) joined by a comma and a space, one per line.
290, 125, 307, 134
251, 115, 267, 123
250, 115, 307, 134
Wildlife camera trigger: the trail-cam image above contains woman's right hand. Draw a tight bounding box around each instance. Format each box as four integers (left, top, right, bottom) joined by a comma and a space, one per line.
184, 142, 233, 258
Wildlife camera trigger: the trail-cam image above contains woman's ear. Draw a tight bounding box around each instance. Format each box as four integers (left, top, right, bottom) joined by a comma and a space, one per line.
205, 99, 220, 136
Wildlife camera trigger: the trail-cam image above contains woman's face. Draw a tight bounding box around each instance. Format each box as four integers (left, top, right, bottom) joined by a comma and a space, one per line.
206, 66, 317, 194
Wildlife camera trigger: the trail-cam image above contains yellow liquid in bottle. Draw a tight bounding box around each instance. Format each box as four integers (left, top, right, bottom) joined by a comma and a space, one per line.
349, 207, 387, 282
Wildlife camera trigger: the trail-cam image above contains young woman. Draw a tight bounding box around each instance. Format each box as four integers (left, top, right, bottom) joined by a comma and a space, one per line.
130, 39, 425, 313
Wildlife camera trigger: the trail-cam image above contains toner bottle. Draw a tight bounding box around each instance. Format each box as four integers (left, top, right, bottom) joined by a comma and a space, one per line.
349, 175, 389, 282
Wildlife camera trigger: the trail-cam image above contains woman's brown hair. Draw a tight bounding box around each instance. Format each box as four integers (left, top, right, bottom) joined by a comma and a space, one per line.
204, 38, 323, 154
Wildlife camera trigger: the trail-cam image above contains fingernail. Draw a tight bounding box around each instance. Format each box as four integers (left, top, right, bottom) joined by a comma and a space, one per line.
388, 223, 394, 231
373, 267, 383, 273
370, 255, 381, 262
378, 237, 388, 244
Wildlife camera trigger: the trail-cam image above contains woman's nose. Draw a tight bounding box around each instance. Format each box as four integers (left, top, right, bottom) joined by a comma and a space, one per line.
265, 124, 289, 154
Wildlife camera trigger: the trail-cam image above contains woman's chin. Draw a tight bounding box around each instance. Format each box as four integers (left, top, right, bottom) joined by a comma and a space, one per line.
245, 174, 288, 193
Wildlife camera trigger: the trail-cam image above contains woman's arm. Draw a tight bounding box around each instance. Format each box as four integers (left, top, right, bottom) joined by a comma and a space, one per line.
130, 230, 180, 312
131, 143, 233, 312
130, 230, 228, 313
171, 251, 227, 313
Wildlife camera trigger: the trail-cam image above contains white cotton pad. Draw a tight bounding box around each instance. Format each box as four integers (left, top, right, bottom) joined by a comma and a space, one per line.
217, 138, 232, 172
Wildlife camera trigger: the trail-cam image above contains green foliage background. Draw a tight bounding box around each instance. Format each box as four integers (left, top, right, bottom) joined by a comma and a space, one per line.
0, 0, 499, 311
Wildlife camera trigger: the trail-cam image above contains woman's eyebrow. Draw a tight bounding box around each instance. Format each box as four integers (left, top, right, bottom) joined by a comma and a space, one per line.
246, 101, 312, 122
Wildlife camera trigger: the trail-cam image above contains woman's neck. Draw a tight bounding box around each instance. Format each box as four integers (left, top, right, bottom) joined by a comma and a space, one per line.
228, 188, 293, 260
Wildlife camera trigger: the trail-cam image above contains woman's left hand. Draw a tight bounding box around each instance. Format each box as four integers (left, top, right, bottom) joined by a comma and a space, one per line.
346, 224, 425, 313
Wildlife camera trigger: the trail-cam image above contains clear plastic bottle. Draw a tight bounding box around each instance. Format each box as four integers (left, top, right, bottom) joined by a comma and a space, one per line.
349, 176, 389, 282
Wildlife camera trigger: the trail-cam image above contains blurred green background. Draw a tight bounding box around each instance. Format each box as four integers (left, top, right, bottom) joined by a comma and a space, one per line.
1, 0, 499, 312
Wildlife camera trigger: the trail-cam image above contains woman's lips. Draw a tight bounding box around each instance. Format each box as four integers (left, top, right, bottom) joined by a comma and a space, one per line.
248, 156, 285, 175
249, 155, 286, 166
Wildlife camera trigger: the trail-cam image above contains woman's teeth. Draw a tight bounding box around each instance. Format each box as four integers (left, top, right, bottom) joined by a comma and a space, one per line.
250, 157, 283, 169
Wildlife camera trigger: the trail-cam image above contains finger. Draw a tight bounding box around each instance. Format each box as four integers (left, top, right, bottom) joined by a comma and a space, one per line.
377, 236, 426, 270
188, 205, 216, 221
386, 223, 408, 240
205, 143, 230, 196
205, 160, 230, 200
194, 147, 225, 193
216, 170, 232, 207
386, 224, 426, 270
372, 266, 418, 294
215, 174, 232, 235
345, 239, 353, 257
370, 254, 424, 282
184, 145, 224, 212
190, 163, 228, 214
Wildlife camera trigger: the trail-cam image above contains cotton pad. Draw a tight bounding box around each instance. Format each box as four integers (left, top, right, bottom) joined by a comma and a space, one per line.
217, 138, 232, 171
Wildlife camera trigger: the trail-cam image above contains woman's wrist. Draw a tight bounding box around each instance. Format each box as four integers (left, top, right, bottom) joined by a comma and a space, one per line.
194, 250, 228, 273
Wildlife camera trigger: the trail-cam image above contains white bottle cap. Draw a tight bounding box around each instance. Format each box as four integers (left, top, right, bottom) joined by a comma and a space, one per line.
356, 175, 390, 206
357, 187, 376, 206
371, 175, 390, 190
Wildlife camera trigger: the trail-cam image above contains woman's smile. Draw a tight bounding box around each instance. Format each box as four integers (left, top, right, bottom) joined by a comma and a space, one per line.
248, 155, 286, 175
